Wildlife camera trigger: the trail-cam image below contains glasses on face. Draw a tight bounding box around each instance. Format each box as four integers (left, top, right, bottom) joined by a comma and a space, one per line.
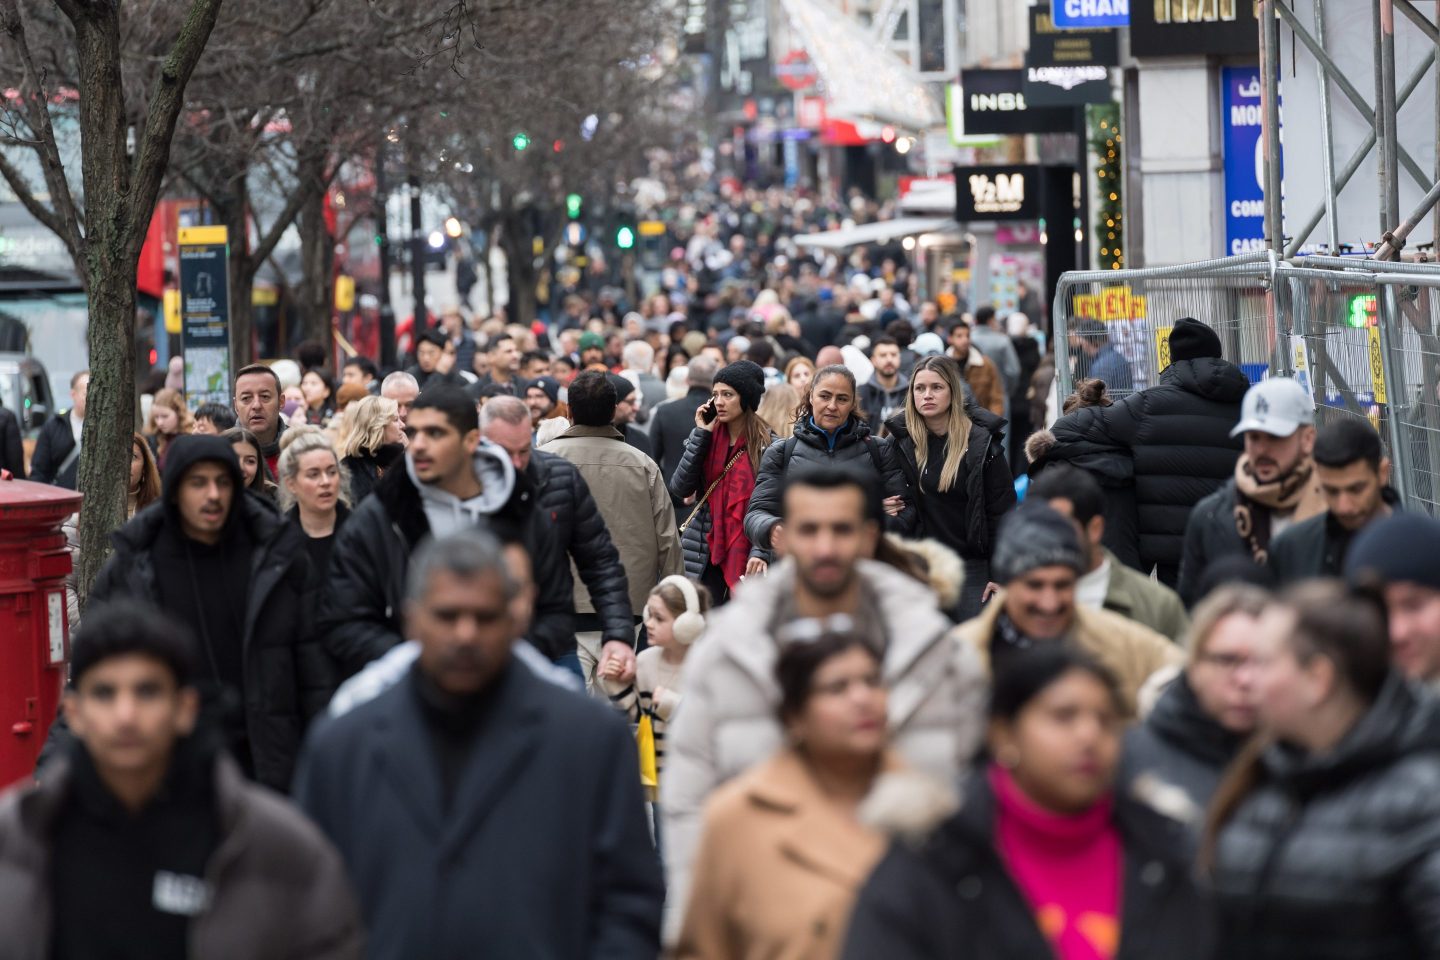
235, 392, 276, 407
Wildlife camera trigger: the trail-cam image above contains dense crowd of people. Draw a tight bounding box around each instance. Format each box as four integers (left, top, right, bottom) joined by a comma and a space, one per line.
3, 183, 1440, 959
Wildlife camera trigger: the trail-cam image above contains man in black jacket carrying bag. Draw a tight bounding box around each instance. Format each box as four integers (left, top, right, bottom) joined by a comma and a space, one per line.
30, 370, 87, 488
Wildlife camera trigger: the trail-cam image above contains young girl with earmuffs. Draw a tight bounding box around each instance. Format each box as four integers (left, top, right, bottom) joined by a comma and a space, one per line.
599, 575, 712, 777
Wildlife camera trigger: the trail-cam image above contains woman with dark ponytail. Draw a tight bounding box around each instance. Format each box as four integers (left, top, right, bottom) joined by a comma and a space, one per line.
1206, 580, 1440, 959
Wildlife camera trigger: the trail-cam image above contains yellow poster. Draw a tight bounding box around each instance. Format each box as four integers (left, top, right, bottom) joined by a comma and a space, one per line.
1367, 324, 1387, 404
1155, 325, 1174, 373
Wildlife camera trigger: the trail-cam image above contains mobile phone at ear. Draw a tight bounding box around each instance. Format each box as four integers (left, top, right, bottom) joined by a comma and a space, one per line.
702, 400, 718, 424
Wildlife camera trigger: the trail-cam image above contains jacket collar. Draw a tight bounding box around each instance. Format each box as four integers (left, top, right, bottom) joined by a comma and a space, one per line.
742, 748, 899, 887
557, 423, 625, 442
373, 458, 430, 550
1100, 549, 1145, 617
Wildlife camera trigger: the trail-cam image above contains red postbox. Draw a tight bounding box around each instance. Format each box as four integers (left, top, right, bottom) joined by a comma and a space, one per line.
0, 477, 81, 789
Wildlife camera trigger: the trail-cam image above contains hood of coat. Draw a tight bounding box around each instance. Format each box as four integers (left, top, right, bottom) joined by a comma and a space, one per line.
1146, 673, 1246, 770
404, 437, 517, 517
1261, 672, 1440, 794
1161, 357, 1251, 404
1025, 429, 1057, 472
160, 435, 247, 536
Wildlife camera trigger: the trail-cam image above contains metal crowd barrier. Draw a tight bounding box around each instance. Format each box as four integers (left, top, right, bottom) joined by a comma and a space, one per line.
1051, 251, 1440, 516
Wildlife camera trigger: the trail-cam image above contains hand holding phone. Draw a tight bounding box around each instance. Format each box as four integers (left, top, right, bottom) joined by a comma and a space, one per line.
702, 399, 718, 423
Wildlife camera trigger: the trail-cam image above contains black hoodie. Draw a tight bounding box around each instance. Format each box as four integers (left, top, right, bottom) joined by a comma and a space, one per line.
152, 436, 253, 769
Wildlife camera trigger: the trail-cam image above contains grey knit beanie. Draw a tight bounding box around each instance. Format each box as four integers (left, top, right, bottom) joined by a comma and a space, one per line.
992, 504, 1087, 584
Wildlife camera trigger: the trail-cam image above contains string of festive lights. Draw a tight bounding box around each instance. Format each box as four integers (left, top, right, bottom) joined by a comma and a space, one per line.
1090, 103, 1123, 270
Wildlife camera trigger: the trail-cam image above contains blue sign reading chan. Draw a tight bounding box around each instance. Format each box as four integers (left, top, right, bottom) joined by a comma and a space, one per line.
1051, 0, 1129, 29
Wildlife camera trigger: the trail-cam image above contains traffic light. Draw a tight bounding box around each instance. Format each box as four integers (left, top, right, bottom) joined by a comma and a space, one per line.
616, 224, 636, 249
1346, 293, 1378, 328
566, 193, 583, 219
512, 132, 531, 152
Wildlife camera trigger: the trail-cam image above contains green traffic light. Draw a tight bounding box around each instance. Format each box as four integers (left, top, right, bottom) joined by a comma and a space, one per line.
1346, 294, 1376, 328
566, 193, 583, 219
616, 225, 635, 249
512, 132, 531, 151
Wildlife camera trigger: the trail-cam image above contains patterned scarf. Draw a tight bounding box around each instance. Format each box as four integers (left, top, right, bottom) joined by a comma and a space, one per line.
1232, 454, 1326, 564
706, 429, 756, 590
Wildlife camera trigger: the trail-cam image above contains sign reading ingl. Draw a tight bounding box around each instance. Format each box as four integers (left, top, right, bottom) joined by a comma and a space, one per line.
1051, 0, 1129, 29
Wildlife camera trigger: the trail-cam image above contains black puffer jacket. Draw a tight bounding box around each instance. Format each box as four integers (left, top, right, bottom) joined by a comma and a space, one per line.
530, 449, 633, 642
89, 488, 313, 791
742, 415, 915, 556
1211, 675, 1440, 959
341, 442, 404, 505
1045, 357, 1248, 585
317, 446, 572, 673
670, 426, 775, 576
1121, 673, 1244, 819
884, 408, 1014, 560
842, 768, 1213, 960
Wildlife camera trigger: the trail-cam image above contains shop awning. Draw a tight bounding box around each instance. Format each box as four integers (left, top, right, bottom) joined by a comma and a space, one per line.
793, 216, 958, 251
780, 0, 942, 132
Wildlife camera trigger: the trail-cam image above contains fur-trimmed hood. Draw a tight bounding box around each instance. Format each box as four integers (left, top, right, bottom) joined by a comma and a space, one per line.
887, 535, 965, 609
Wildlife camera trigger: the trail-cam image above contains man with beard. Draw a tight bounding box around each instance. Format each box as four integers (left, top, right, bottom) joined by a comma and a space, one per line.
955, 503, 1180, 711
857, 336, 909, 426
662, 466, 989, 945
1178, 378, 1326, 606
1268, 419, 1399, 584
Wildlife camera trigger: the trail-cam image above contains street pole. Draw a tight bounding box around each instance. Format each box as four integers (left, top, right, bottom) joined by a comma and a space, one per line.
1260, 0, 1284, 255
375, 139, 397, 372
407, 136, 428, 332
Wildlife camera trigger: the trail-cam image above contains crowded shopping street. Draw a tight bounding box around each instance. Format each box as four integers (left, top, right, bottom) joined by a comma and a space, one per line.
4, 0, 1440, 958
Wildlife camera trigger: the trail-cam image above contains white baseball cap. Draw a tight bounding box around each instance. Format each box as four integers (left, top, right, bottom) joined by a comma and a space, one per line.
1230, 377, 1315, 438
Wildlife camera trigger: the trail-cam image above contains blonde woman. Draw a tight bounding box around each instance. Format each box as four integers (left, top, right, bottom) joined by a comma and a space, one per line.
885, 355, 1014, 620
276, 426, 349, 720
143, 387, 195, 470
336, 395, 405, 504
756, 382, 800, 441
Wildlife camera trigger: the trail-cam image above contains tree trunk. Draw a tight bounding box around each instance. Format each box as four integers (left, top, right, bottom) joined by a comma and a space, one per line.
72, 10, 138, 606
296, 160, 335, 346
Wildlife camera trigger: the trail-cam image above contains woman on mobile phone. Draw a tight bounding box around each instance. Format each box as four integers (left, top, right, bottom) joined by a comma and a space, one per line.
670, 360, 775, 604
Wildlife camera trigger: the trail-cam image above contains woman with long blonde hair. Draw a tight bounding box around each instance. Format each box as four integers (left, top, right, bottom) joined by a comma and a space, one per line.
886, 354, 1014, 619
143, 387, 194, 470
336, 395, 405, 504
756, 382, 800, 441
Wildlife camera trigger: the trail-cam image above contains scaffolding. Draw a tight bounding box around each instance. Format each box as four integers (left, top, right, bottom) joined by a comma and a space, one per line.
1260, 0, 1440, 261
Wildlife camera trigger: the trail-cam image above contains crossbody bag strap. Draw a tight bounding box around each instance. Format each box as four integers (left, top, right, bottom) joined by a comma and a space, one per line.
678, 447, 746, 535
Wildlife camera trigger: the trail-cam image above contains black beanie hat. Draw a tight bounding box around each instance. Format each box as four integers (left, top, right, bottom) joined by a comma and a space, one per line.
1168, 317, 1223, 363
992, 503, 1086, 584
606, 372, 637, 403
714, 360, 766, 412
527, 376, 561, 404
1345, 513, 1440, 591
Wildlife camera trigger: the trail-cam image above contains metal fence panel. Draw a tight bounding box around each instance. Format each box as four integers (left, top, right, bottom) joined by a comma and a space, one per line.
1052, 252, 1278, 404
1050, 251, 1439, 516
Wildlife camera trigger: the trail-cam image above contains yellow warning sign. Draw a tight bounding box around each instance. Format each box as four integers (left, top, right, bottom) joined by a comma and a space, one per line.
1155, 326, 1173, 373
1367, 324, 1387, 404
335, 275, 355, 312
163, 289, 182, 334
